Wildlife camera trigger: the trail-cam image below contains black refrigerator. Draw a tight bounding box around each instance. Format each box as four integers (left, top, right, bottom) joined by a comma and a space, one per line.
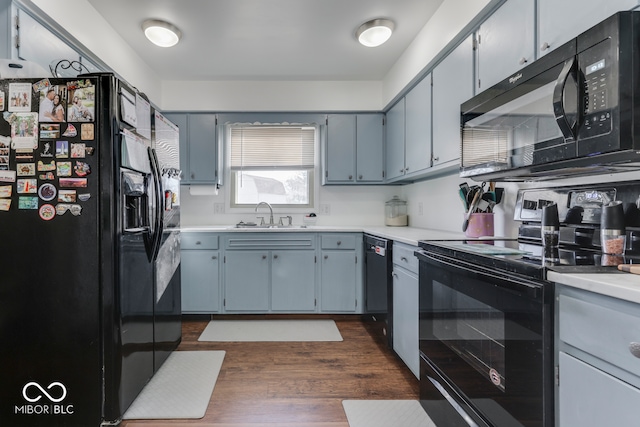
0, 73, 182, 426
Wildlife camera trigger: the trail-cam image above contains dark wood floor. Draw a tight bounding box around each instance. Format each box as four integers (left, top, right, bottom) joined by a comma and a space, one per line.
121, 315, 419, 427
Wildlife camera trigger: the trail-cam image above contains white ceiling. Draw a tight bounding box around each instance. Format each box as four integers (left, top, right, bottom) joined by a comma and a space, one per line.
85, 0, 444, 82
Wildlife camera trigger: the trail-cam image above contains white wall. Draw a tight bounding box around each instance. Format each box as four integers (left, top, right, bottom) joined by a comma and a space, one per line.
161, 80, 383, 112
180, 183, 400, 227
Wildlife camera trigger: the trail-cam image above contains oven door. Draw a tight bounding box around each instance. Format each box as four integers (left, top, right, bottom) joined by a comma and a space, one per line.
416, 250, 553, 427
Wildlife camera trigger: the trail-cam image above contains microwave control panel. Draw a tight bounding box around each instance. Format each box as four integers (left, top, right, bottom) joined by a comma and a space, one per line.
578, 38, 614, 140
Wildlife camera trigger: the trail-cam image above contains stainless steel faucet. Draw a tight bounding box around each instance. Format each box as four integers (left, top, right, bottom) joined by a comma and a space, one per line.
255, 201, 274, 225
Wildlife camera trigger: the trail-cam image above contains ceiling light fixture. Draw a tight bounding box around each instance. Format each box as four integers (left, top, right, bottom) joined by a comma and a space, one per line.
356, 19, 395, 47
142, 19, 182, 48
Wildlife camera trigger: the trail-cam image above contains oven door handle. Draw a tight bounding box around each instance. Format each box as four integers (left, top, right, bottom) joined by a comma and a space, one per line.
416, 250, 542, 299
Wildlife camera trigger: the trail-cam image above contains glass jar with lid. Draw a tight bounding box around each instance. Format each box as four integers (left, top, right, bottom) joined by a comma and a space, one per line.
385, 196, 408, 226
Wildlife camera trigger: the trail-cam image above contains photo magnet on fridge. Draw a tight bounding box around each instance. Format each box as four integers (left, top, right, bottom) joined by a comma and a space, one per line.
56, 140, 69, 158
16, 163, 35, 176
8, 83, 31, 112
11, 113, 38, 151
17, 196, 38, 209
40, 123, 60, 139
56, 161, 72, 177
81, 123, 94, 140
0, 198, 10, 211
63, 123, 77, 137
0, 90, 5, 111
38, 85, 66, 123
70, 143, 85, 158
37, 160, 56, 172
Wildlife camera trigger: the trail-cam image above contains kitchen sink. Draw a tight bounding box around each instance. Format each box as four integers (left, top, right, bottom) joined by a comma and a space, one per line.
233, 222, 309, 229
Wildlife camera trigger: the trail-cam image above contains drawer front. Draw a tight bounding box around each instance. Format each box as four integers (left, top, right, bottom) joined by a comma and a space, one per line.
392, 242, 418, 273
559, 294, 640, 377
181, 233, 219, 250
321, 234, 357, 250
226, 234, 316, 250
559, 351, 640, 426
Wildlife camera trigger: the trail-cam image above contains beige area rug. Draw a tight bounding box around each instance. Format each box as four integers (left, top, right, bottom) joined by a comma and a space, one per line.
198, 319, 343, 342
342, 400, 437, 427
122, 351, 225, 420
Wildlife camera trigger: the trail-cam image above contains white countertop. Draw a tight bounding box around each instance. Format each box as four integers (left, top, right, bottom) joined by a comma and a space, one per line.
179, 225, 474, 246
548, 270, 640, 304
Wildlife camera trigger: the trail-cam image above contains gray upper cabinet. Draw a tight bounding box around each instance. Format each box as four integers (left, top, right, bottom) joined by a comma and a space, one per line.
356, 114, 385, 182
538, 0, 639, 57
385, 99, 406, 180
404, 74, 432, 176
188, 114, 218, 183
325, 114, 384, 184
432, 35, 474, 168
476, 0, 535, 91
326, 114, 356, 183
163, 113, 218, 185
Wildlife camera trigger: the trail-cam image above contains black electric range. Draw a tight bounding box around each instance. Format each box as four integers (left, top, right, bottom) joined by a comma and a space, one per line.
418, 237, 640, 281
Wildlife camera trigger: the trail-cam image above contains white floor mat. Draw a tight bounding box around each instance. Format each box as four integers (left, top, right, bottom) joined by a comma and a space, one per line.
342, 400, 437, 427
198, 319, 343, 342
122, 351, 225, 420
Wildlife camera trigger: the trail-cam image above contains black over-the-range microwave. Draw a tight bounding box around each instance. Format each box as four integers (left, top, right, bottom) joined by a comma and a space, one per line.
460, 11, 640, 181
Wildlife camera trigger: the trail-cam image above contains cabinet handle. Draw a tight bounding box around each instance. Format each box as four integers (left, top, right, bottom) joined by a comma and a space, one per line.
401, 256, 408, 262
337, 241, 342, 246
211, 256, 217, 260
274, 254, 278, 259
519, 57, 528, 65
262, 255, 267, 260
348, 175, 353, 180
195, 241, 201, 245
191, 172, 195, 179
540, 42, 550, 52
324, 255, 328, 259
433, 156, 439, 162
358, 175, 363, 180
400, 169, 404, 173
630, 342, 640, 358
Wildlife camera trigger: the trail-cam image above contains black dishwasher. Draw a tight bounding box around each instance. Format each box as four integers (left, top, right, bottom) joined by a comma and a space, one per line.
364, 234, 393, 348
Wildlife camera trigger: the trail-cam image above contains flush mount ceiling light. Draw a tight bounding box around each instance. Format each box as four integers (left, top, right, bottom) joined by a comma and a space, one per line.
142, 19, 182, 47
356, 19, 395, 47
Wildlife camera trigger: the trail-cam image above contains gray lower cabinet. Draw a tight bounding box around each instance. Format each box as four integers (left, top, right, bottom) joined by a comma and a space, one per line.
223, 233, 317, 313
182, 232, 363, 313
320, 233, 363, 313
271, 250, 316, 311
224, 250, 270, 311
180, 232, 221, 313
556, 285, 640, 425
392, 242, 419, 378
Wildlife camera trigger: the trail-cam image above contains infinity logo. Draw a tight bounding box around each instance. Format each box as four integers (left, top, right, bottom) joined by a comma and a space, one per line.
22, 382, 67, 403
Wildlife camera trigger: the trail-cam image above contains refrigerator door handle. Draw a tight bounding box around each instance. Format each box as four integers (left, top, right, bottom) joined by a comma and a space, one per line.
148, 147, 164, 262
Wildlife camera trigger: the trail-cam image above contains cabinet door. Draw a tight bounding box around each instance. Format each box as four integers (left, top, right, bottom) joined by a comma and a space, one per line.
181, 250, 219, 313
224, 251, 269, 311
432, 36, 474, 167
356, 114, 385, 182
404, 75, 432, 175
326, 114, 356, 183
163, 113, 189, 183
538, 0, 639, 57
559, 352, 640, 426
477, 0, 535, 91
188, 113, 217, 183
385, 98, 406, 180
393, 267, 419, 378
271, 250, 316, 311
320, 251, 357, 312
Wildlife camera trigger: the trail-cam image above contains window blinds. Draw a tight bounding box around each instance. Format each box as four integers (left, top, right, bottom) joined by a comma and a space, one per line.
230, 125, 315, 169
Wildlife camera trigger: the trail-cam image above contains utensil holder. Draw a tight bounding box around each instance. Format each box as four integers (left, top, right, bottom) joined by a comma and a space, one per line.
465, 213, 494, 238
